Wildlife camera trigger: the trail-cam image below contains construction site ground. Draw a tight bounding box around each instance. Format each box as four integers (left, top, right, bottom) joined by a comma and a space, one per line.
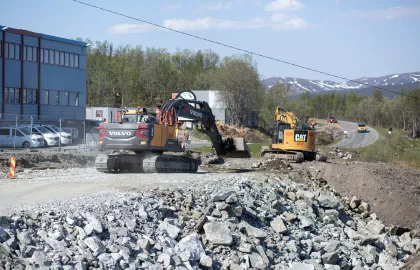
1, 151, 419, 230
1, 134, 420, 268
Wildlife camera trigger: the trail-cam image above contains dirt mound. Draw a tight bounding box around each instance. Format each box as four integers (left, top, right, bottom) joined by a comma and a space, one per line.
302, 161, 420, 229
315, 124, 343, 145
0, 151, 96, 176
216, 122, 269, 143
188, 152, 224, 165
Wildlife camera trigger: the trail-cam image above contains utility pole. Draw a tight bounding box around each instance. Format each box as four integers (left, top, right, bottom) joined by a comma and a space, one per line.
14, 116, 17, 149
59, 118, 62, 152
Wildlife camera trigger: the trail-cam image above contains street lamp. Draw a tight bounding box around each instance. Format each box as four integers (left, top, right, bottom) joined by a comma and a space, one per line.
2, 26, 9, 31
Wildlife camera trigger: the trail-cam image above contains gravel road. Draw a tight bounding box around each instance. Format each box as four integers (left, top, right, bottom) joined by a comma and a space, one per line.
317, 120, 379, 148
0, 168, 250, 215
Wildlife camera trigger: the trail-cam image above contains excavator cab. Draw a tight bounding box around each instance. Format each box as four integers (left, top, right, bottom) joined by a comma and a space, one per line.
274, 122, 291, 144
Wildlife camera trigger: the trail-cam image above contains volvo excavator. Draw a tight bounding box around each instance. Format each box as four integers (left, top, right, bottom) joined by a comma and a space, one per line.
94, 91, 251, 173
261, 107, 326, 162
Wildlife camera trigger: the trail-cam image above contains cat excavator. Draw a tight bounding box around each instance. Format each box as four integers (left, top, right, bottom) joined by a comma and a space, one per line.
94, 91, 251, 173
261, 107, 326, 162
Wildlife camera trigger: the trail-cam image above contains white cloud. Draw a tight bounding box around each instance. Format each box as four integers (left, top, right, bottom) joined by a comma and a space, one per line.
202, 2, 233, 11
163, 17, 263, 30
161, 4, 181, 12
265, 0, 303, 12
352, 6, 420, 21
108, 15, 307, 35
271, 13, 307, 29
108, 24, 155, 35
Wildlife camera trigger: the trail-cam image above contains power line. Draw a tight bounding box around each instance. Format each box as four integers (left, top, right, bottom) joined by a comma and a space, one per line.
71, 0, 419, 99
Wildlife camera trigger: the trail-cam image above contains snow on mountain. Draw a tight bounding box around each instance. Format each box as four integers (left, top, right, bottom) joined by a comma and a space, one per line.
262, 72, 420, 94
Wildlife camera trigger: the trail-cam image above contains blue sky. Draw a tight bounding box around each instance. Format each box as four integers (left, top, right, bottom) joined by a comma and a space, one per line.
2, 0, 419, 81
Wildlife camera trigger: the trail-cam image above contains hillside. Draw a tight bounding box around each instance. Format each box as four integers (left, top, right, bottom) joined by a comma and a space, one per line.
263, 72, 420, 96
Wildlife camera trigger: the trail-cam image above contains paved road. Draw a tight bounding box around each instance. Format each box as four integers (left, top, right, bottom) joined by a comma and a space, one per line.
317, 120, 379, 148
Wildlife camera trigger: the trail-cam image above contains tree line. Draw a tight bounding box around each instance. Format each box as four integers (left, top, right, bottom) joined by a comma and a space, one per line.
284, 88, 420, 138
80, 39, 419, 138
81, 39, 264, 126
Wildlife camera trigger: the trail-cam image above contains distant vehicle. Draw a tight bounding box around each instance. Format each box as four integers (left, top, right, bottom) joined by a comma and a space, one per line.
326, 116, 338, 123
0, 126, 44, 148
357, 123, 367, 133
306, 117, 317, 129
61, 119, 102, 136
43, 125, 73, 145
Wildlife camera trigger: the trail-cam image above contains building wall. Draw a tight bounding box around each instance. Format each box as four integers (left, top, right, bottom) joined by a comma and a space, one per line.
208, 91, 224, 108
192, 90, 225, 121
0, 26, 87, 123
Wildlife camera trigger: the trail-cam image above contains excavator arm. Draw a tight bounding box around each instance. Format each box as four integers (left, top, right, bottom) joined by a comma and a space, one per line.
158, 92, 250, 158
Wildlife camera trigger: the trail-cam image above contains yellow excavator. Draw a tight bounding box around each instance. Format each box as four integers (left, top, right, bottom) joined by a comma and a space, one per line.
95, 91, 251, 173
261, 107, 325, 162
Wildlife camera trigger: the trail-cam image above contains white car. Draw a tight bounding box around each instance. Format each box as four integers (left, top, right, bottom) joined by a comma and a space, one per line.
43, 125, 73, 145
61, 127, 79, 140
0, 126, 44, 148
19, 125, 59, 147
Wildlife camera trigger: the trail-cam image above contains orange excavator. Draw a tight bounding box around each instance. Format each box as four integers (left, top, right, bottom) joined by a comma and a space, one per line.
95, 91, 250, 173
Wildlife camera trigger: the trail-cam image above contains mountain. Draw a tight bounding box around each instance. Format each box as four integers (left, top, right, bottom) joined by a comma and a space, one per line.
263, 72, 420, 97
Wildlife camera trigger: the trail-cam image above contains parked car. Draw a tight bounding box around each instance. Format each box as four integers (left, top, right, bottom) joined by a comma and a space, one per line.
43, 125, 73, 145
61, 127, 79, 140
18, 124, 59, 147
0, 126, 44, 148
61, 119, 102, 143
326, 116, 338, 123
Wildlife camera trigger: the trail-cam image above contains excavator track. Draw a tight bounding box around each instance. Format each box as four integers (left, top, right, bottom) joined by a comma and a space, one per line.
95, 152, 199, 173
95, 153, 111, 173
143, 153, 199, 173
260, 149, 305, 163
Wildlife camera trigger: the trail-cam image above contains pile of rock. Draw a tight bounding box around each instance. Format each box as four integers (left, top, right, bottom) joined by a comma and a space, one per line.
315, 125, 342, 145
329, 148, 352, 160
1, 174, 419, 269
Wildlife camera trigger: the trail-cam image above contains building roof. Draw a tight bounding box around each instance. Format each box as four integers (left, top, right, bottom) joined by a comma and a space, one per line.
0, 24, 88, 47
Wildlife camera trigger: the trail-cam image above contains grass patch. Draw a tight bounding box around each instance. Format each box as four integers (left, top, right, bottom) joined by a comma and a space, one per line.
192, 146, 213, 154
330, 135, 343, 145
247, 142, 270, 157
190, 129, 210, 141
348, 127, 420, 169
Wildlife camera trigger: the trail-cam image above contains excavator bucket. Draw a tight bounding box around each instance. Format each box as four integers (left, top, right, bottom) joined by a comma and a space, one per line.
221, 138, 252, 158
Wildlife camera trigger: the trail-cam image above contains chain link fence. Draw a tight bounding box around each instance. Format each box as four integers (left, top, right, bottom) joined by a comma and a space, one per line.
0, 113, 100, 151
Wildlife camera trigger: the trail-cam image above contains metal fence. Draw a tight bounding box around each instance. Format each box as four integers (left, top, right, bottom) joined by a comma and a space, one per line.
0, 113, 99, 151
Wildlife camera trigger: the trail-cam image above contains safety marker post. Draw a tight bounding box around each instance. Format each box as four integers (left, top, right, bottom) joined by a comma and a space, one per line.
9, 156, 16, 179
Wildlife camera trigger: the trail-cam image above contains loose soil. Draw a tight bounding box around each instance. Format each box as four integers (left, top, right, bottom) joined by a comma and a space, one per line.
300, 160, 420, 229
0, 150, 96, 176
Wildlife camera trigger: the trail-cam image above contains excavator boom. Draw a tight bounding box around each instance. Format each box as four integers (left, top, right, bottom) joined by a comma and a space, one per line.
157, 96, 250, 158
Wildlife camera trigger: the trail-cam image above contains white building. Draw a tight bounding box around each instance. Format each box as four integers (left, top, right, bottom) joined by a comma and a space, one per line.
86, 107, 119, 122
172, 90, 226, 122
